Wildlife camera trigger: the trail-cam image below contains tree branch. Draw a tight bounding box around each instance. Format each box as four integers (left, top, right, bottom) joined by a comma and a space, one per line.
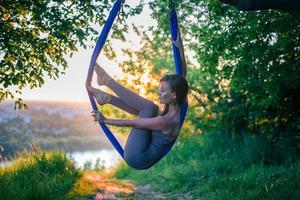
220, 0, 300, 11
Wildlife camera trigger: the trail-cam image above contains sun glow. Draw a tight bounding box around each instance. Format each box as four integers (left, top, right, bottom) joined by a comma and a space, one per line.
18, 1, 156, 103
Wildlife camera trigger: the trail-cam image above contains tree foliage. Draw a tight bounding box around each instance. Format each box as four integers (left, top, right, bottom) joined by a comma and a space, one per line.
0, 0, 140, 109
117, 0, 300, 148
1, 0, 299, 151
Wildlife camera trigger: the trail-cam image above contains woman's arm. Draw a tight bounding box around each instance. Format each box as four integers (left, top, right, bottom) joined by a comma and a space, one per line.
92, 111, 171, 131
171, 30, 187, 77
105, 116, 170, 131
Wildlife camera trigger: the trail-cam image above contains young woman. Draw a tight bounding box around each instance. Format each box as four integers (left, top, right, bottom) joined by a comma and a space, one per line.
86, 36, 188, 170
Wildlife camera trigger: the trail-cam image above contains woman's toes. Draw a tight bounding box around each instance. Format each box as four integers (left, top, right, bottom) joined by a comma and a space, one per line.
86, 85, 93, 92
87, 86, 97, 93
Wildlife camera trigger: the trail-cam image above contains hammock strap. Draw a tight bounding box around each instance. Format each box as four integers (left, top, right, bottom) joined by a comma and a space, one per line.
86, 0, 125, 157
149, 8, 188, 167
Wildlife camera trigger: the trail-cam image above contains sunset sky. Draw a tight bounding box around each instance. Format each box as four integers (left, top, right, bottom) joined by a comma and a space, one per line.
20, 0, 157, 103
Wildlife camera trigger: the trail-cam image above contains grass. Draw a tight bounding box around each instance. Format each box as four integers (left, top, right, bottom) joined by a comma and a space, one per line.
112, 131, 300, 200
1, 132, 298, 200
0, 147, 130, 200
0, 148, 84, 200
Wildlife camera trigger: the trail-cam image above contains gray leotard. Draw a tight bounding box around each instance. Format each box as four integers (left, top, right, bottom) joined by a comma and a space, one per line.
123, 105, 179, 170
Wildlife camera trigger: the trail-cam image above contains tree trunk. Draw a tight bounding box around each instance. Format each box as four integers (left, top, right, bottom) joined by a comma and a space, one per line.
220, 0, 300, 11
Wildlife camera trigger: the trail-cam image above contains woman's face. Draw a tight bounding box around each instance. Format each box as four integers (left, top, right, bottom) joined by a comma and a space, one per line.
158, 81, 176, 104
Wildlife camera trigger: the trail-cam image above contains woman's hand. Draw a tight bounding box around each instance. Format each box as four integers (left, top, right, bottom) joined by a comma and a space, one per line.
91, 110, 106, 122
170, 30, 187, 77
170, 30, 183, 49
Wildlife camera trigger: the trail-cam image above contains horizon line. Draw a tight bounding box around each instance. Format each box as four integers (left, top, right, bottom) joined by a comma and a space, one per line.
1, 98, 91, 104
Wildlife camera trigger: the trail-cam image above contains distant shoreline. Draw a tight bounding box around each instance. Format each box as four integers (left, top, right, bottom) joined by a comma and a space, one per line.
0, 100, 125, 159
1, 99, 90, 105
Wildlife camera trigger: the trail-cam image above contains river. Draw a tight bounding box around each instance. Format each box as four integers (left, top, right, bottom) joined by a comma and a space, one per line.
67, 149, 122, 170
0, 149, 122, 171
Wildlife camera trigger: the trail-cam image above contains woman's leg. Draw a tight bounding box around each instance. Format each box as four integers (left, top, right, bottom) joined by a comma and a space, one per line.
107, 79, 156, 112
95, 63, 157, 112
88, 86, 139, 115
110, 95, 139, 115
123, 103, 160, 170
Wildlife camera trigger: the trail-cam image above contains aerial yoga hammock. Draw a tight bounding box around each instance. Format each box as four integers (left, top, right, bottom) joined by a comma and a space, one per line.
85, 0, 188, 170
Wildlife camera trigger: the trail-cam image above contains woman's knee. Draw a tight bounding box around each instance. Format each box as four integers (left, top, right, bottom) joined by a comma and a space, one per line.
139, 102, 158, 117
150, 103, 159, 113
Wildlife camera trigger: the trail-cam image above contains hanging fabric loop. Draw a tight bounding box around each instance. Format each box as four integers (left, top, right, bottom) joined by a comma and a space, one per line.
86, 0, 188, 167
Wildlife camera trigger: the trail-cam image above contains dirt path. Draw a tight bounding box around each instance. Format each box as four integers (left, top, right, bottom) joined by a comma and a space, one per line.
85, 171, 134, 199
85, 171, 193, 200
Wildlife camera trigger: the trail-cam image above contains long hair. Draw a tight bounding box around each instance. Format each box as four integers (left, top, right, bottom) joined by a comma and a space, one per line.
158, 74, 188, 116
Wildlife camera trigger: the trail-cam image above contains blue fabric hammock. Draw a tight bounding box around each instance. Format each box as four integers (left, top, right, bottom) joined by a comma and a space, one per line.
86, 0, 188, 166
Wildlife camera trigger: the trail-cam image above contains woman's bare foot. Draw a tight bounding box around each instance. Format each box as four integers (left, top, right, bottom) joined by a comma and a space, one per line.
94, 62, 112, 86
87, 86, 111, 105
